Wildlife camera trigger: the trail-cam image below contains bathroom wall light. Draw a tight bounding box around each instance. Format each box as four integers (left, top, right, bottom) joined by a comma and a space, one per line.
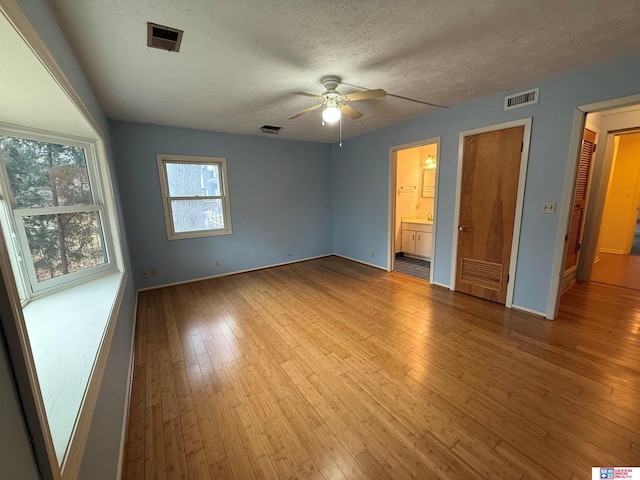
424, 154, 437, 169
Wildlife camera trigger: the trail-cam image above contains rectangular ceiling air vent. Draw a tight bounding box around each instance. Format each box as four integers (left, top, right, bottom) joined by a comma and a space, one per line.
147, 22, 183, 52
504, 87, 539, 110
261, 125, 282, 134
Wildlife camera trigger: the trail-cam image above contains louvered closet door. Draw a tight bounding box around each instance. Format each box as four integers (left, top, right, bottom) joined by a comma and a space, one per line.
563, 128, 596, 272
456, 126, 524, 304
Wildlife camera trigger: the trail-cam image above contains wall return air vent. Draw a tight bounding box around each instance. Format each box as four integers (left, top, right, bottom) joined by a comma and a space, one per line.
504, 87, 539, 110
147, 22, 183, 52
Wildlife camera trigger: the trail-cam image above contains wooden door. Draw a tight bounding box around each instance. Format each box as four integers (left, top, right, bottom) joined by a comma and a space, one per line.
456, 126, 524, 304
563, 128, 596, 273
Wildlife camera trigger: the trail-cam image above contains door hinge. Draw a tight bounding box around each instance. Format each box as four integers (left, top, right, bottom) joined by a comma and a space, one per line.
520, 142, 523, 152
564, 234, 568, 242
507, 274, 510, 284
577, 242, 581, 251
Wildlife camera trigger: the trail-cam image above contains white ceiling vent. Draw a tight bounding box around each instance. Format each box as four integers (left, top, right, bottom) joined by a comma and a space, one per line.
504, 87, 539, 110
147, 22, 183, 52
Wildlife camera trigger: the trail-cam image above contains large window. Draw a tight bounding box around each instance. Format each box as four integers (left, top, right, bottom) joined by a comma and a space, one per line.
157, 154, 232, 239
0, 130, 114, 298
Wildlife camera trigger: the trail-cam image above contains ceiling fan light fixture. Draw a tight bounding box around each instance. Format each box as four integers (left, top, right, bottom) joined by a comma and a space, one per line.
322, 105, 341, 124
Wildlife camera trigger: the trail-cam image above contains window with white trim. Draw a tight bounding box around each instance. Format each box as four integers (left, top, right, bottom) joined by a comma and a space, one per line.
157, 154, 232, 239
0, 129, 115, 299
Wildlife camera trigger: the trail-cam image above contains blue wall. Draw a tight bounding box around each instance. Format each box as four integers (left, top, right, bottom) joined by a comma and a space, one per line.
332, 51, 640, 315
110, 122, 333, 289
10, 1, 137, 479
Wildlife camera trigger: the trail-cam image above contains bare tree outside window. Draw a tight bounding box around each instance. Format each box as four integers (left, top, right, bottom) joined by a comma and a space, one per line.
0, 136, 109, 285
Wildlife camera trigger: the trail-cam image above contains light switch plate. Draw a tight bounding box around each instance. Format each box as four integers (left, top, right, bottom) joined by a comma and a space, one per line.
542, 202, 556, 214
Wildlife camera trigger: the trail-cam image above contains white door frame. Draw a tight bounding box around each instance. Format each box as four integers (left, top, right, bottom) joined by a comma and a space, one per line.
450, 118, 533, 308
388, 136, 441, 284
548, 93, 640, 319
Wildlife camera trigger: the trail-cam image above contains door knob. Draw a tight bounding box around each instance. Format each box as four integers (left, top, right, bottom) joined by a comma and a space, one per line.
458, 225, 467, 231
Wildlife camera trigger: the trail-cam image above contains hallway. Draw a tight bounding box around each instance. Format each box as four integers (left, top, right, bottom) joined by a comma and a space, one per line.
591, 252, 640, 290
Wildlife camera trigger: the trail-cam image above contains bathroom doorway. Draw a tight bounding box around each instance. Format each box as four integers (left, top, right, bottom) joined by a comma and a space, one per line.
389, 138, 440, 283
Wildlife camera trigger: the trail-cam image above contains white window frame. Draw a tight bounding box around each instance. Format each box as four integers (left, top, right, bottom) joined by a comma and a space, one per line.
0, 125, 116, 300
157, 154, 233, 240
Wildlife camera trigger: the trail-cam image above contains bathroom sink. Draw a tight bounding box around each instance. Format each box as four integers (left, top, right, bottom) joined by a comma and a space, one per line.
401, 216, 433, 225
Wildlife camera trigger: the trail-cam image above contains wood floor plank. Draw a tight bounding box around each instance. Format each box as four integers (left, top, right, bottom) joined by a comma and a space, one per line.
185, 448, 211, 480
125, 256, 640, 480
163, 416, 189, 480
145, 403, 166, 480
278, 395, 349, 480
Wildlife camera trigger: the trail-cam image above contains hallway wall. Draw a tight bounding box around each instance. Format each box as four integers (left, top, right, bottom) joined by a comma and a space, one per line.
332, 50, 640, 316
599, 133, 640, 254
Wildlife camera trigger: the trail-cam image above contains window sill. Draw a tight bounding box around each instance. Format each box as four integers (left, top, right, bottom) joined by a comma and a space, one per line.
22, 270, 125, 465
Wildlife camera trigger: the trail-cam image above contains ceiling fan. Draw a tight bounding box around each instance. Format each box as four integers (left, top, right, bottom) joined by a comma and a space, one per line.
289, 76, 387, 124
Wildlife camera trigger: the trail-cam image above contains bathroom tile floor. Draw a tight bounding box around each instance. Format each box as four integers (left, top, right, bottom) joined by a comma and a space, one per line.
394, 255, 430, 281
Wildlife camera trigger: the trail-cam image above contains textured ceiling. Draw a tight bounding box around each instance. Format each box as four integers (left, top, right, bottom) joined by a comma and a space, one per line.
48, 0, 640, 143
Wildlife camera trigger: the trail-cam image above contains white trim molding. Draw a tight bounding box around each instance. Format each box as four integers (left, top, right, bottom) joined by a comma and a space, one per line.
116, 292, 138, 480
334, 254, 388, 272
61, 273, 128, 479
450, 118, 533, 309
137, 254, 334, 292
156, 154, 233, 240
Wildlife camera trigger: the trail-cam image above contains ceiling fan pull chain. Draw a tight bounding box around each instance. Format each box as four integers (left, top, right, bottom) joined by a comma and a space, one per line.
339, 116, 343, 147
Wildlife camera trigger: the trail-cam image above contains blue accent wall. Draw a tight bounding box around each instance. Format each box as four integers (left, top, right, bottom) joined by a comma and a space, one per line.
110, 122, 333, 289
332, 52, 640, 314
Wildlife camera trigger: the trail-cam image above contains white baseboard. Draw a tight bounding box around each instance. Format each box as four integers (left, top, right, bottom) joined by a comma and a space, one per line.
511, 304, 548, 319
432, 281, 451, 289
116, 292, 138, 480
599, 248, 625, 254
332, 254, 387, 271
137, 254, 333, 292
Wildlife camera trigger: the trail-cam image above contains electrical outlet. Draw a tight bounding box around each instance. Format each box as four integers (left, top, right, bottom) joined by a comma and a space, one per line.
214, 260, 219, 267
141, 270, 148, 279
541, 202, 556, 214
150, 269, 157, 277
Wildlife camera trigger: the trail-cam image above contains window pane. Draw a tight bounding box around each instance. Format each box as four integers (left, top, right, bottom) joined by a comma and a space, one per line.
171, 199, 225, 233
166, 162, 221, 197
0, 136, 92, 208
23, 212, 107, 282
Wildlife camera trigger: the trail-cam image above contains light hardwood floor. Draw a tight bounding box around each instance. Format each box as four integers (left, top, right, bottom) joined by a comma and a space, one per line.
591, 252, 640, 290
123, 256, 640, 480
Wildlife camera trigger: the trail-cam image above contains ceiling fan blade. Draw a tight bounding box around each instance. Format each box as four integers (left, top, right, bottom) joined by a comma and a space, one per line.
343, 89, 387, 102
292, 91, 324, 100
340, 104, 363, 120
288, 103, 322, 120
